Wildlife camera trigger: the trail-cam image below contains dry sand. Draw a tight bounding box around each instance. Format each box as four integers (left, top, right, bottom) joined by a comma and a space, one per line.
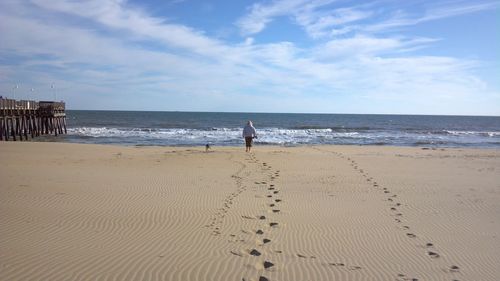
1, 142, 499, 281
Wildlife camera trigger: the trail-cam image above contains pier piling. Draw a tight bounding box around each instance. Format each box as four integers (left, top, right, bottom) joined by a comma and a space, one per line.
0, 98, 67, 141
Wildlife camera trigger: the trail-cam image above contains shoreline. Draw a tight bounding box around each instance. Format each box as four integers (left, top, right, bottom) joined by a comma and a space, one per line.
21, 139, 500, 150
1, 142, 499, 280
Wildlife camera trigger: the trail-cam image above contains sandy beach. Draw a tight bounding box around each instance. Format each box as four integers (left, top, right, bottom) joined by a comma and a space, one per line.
1, 142, 499, 281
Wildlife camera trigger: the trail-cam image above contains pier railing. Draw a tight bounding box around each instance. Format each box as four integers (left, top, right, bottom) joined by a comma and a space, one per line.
0, 98, 67, 141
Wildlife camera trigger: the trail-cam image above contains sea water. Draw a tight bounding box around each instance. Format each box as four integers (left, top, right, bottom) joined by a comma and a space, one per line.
49, 111, 500, 148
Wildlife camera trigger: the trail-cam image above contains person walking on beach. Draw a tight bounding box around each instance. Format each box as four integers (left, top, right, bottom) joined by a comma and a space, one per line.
243, 121, 257, 152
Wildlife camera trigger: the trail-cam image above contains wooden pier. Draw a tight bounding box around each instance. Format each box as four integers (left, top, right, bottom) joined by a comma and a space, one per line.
0, 98, 67, 141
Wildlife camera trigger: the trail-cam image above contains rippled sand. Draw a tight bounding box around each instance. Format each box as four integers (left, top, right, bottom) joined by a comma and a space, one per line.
1, 143, 499, 281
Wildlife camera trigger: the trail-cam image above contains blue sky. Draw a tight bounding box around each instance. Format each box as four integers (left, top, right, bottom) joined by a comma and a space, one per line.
0, 0, 499, 115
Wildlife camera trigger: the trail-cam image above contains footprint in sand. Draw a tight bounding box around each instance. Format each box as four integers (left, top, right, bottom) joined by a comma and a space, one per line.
275, 199, 282, 202
348, 266, 362, 270
406, 233, 417, 238
249, 249, 261, 256
272, 209, 280, 213
259, 276, 269, 281
396, 274, 419, 281
269, 203, 275, 207
256, 229, 264, 235
230, 250, 243, 257
263, 261, 274, 269
450, 265, 460, 272
427, 251, 440, 258
263, 238, 271, 244
269, 222, 278, 227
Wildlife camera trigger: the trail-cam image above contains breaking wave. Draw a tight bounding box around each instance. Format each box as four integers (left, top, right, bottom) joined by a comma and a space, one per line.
66, 126, 500, 147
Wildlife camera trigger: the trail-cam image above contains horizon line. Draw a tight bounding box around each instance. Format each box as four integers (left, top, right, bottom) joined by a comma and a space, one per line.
65, 108, 500, 118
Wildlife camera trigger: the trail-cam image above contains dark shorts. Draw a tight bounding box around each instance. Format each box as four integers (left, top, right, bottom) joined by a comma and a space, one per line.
245, 137, 253, 147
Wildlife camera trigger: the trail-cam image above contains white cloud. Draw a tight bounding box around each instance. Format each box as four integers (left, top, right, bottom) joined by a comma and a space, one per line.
236, 0, 499, 39
424, 1, 499, 21
294, 6, 372, 38
30, 0, 229, 57
236, 0, 376, 38
366, 1, 500, 33
244, 37, 255, 46
236, 0, 309, 35
315, 36, 440, 60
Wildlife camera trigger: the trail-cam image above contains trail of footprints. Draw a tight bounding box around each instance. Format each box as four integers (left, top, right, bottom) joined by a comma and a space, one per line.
205, 157, 248, 235
204, 152, 281, 280
232, 153, 364, 281
326, 150, 461, 281
209, 150, 462, 280
239, 153, 282, 281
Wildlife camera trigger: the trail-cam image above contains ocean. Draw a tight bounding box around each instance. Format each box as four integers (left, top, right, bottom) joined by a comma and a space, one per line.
49, 110, 500, 148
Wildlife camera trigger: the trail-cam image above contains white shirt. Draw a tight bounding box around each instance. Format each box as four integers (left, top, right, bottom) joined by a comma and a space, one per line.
242, 124, 256, 138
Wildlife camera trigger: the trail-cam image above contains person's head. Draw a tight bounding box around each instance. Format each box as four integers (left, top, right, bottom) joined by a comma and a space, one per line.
247, 120, 253, 126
